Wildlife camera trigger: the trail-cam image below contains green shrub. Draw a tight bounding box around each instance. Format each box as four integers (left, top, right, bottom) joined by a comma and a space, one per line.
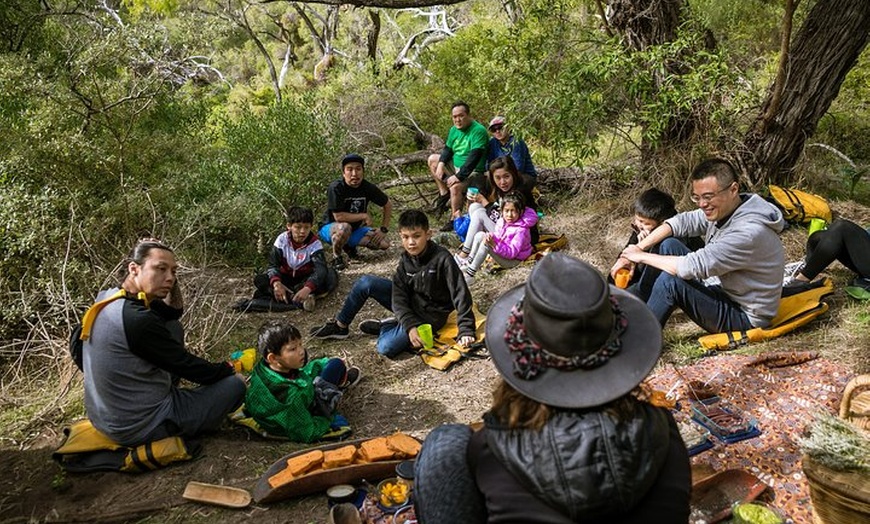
166, 95, 347, 265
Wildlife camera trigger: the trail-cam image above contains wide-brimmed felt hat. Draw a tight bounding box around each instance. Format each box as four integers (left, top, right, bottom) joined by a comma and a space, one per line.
486, 253, 662, 408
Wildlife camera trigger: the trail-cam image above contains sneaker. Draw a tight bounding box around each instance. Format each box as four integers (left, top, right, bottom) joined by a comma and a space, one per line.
302, 294, 316, 312
464, 268, 475, 284
341, 366, 362, 389
852, 276, 870, 291
343, 245, 361, 260
433, 193, 450, 213
231, 298, 251, 312
454, 252, 469, 268
310, 319, 349, 340
358, 318, 382, 336
332, 256, 347, 271
783, 261, 806, 286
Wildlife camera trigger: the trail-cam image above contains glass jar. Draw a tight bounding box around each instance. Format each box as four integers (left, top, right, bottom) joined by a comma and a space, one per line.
395, 460, 415, 492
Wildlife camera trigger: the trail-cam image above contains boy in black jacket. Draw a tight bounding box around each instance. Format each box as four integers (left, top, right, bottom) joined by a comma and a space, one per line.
310, 209, 475, 357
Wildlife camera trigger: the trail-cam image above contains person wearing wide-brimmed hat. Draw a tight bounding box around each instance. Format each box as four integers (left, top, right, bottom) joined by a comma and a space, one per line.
414, 254, 691, 523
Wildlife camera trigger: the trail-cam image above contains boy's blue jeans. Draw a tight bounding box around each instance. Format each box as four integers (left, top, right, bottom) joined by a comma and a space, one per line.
642, 238, 753, 334
335, 275, 412, 358
320, 358, 347, 386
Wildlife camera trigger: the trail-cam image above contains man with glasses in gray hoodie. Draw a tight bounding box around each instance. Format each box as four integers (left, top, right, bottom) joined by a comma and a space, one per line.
611, 158, 785, 334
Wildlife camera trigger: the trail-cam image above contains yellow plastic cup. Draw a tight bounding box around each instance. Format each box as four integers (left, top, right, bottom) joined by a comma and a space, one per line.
614, 269, 631, 289
808, 218, 827, 236
417, 324, 434, 349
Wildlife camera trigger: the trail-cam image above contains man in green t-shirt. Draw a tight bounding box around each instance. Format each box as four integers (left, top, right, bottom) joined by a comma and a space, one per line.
427, 101, 489, 231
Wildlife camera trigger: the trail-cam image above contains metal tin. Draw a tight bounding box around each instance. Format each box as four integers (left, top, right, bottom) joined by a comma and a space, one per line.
326, 484, 358, 506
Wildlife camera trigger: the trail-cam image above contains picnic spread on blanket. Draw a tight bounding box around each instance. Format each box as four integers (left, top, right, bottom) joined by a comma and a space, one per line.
646, 354, 854, 523
231, 352, 860, 523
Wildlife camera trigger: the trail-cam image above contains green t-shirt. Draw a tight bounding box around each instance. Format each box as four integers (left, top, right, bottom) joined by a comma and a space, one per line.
446, 120, 488, 174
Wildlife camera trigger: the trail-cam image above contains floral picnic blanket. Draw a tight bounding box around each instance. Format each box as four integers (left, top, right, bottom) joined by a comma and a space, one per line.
647, 354, 852, 523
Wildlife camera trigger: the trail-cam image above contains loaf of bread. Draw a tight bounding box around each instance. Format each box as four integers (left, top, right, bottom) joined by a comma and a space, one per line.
386, 432, 421, 458
287, 450, 324, 476
268, 449, 325, 488
358, 437, 395, 463
323, 445, 357, 469
268, 465, 295, 488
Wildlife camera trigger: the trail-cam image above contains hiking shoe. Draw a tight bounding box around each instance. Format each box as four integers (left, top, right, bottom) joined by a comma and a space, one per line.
852, 276, 870, 291
332, 255, 347, 271
310, 319, 349, 340
783, 261, 806, 286
341, 366, 362, 389
231, 298, 251, 312
433, 193, 450, 214
358, 318, 383, 336
302, 294, 316, 312
343, 245, 361, 260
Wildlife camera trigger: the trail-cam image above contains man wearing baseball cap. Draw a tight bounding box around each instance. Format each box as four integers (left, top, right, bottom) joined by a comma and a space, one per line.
486, 115, 537, 187
320, 153, 392, 270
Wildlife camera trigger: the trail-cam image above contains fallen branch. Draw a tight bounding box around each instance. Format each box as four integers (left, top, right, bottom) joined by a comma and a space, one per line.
376, 150, 432, 168
381, 175, 432, 190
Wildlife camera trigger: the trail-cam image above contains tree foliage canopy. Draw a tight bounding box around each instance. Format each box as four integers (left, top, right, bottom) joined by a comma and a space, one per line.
0, 0, 868, 338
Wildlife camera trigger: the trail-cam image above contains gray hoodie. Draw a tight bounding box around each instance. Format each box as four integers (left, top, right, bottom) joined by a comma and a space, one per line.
665, 193, 785, 327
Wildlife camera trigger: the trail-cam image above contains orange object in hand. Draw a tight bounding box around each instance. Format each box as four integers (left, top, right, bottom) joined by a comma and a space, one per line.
614, 269, 631, 289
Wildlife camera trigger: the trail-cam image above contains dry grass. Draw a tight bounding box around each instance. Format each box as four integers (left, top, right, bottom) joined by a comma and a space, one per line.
0, 185, 868, 522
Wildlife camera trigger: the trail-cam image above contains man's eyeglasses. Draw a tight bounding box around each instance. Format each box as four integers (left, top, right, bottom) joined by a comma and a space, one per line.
490, 125, 504, 132
690, 183, 734, 204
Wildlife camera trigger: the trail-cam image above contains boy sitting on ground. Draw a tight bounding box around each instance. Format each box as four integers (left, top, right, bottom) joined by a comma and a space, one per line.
310, 209, 475, 358
245, 320, 361, 443
613, 188, 703, 297
237, 206, 338, 312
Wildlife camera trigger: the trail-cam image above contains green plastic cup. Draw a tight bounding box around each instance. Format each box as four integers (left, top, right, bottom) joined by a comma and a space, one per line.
808, 218, 827, 236
417, 324, 434, 349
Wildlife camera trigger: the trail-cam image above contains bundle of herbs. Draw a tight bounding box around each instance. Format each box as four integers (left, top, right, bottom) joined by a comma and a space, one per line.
799, 411, 870, 473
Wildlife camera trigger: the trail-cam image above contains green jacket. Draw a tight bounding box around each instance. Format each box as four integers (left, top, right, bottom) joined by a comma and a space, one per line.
245, 357, 333, 442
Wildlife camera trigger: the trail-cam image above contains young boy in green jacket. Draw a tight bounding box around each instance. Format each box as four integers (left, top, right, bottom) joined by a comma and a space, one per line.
245, 321, 360, 442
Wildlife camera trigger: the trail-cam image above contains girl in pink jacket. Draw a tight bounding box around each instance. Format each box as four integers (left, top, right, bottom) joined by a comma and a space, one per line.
459, 191, 537, 281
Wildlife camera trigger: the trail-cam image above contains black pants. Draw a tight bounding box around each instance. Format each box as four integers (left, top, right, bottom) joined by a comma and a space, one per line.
252, 269, 338, 300
803, 219, 870, 279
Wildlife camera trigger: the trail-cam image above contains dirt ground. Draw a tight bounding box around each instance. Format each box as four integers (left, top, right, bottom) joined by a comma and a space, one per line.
1, 192, 868, 523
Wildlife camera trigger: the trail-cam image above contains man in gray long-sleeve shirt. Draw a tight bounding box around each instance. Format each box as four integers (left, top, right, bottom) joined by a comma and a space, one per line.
612, 158, 785, 334
83, 240, 245, 446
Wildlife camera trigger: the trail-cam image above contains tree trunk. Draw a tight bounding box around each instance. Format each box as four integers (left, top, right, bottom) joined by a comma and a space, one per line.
367, 8, 380, 73
606, 0, 682, 51
740, 0, 870, 186
606, 0, 694, 166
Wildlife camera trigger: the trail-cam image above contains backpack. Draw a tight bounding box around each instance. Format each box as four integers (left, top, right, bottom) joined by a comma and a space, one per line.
69, 289, 146, 371
767, 185, 832, 225
53, 419, 201, 473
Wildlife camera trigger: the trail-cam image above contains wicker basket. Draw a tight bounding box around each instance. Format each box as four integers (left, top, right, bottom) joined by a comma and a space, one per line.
803, 374, 870, 523
839, 374, 870, 431
803, 455, 870, 524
